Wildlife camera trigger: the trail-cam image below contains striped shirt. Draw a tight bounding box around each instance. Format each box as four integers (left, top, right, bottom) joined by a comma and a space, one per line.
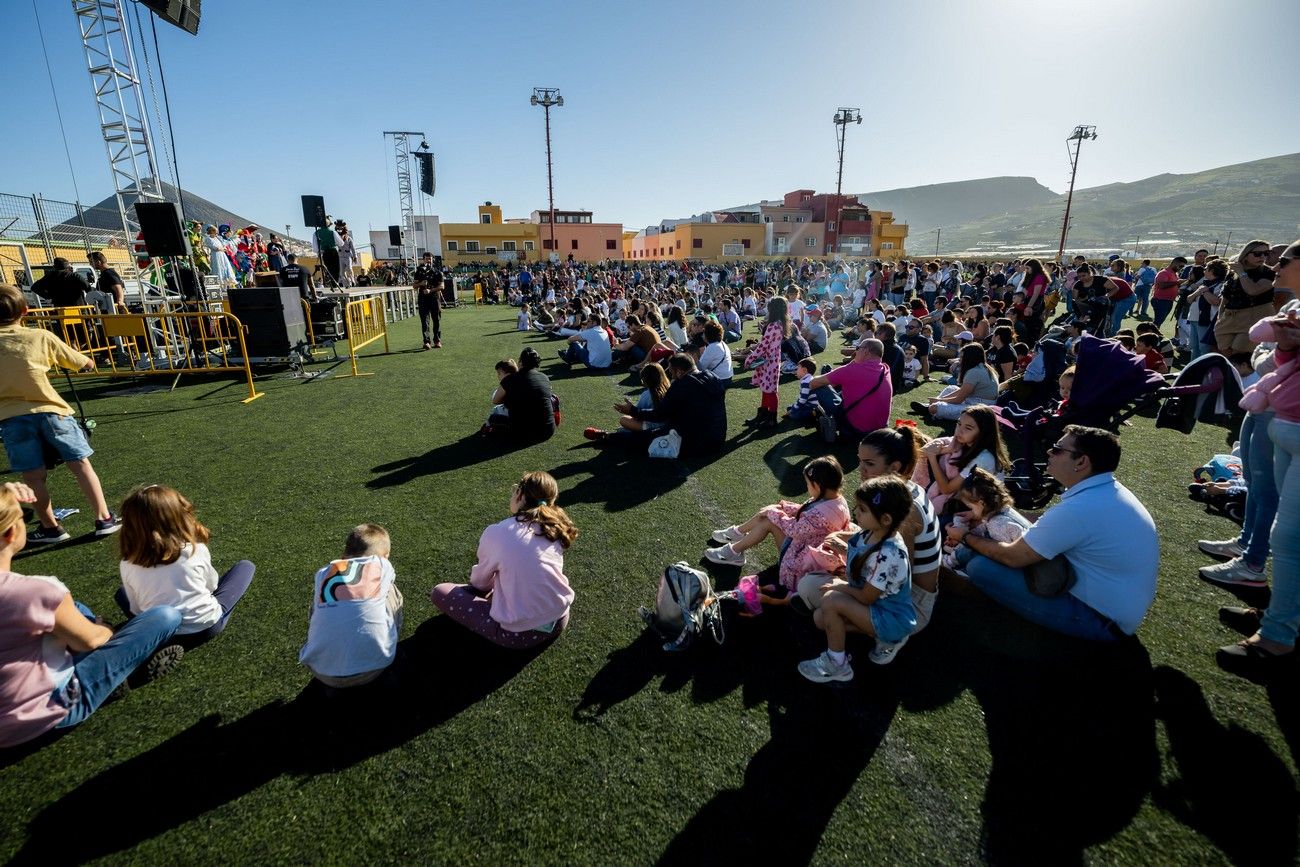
908, 480, 941, 574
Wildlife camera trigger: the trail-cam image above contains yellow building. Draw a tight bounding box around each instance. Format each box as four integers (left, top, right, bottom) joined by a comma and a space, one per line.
871, 209, 908, 259
440, 202, 541, 266
623, 219, 767, 263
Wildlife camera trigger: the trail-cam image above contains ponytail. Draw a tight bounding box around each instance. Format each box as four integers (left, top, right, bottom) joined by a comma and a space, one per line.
512, 471, 579, 549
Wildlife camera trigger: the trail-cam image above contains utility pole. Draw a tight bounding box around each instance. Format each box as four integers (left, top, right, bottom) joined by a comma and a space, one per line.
935, 228, 941, 256
531, 88, 564, 259
1055, 124, 1098, 264
832, 107, 861, 256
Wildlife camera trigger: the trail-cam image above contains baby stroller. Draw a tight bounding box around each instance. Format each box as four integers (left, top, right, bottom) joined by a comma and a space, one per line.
1003, 335, 1165, 509
1156, 352, 1245, 445
997, 336, 1068, 412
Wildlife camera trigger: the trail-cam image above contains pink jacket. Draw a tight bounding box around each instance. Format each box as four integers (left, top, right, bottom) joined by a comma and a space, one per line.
1239, 308, 1300, 423
761, 497, 852, 590
469, 517, 574, 632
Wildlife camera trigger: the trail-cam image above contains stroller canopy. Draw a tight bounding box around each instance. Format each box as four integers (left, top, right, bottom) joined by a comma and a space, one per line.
1069, 335, 1165, 427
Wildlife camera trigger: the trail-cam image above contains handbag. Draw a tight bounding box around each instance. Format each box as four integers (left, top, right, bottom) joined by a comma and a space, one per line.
1024, 554, 1077, 597
648, 428, 682, 459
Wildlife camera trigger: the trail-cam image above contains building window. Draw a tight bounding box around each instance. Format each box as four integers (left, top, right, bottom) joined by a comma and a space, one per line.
571, 239, 579, 250
414, 221, 423, 232
464, 241, 480, 252
446, 241, 458, 251
692, 238, 702, 249
827, 222, 835, 232
605, 239, 616, 250
502, 241, 516, 251
882, 242, 894, 250
742, 239, 750, 249
524, 241, 535, 251
805, 237, 816, 248
388, 247, 401, 258
763, 216, 771, 223
480, 214, 491, 224
782, 215, 790, 222
542, 239, 554, 250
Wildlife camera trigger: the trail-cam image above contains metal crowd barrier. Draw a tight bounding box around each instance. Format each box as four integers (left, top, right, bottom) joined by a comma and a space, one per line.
340, 296, 390, 378
344, 286, 417, 323
22, 305, 265, 403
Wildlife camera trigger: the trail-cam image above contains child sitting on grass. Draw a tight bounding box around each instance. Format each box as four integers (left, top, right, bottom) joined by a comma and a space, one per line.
117, 484, 255, 647
299, 523, 402, 688
798, 476, 915, 683
707, 456, 851, 601
1136, 333, 1169, 375
942, 468, 1032, 573
785, 357, 841, 424
902, 344, 922, 387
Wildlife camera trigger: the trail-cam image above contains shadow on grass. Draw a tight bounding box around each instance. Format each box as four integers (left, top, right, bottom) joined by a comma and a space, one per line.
10, 616, 544, 864
367, 433, 537, 488
1153, 666, 1298, 866
549, 443, 709, 513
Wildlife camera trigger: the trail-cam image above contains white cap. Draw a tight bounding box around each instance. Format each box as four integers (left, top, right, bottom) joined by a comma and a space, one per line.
956, 330, 974, 341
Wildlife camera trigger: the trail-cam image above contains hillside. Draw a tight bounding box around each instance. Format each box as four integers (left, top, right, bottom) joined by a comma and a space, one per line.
932, 152, 1300, 258
853, 177, 1060, 231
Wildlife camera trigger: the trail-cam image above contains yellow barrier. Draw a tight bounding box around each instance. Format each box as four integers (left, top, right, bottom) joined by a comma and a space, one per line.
339, 295, 390, 378
22, 306, 265, 403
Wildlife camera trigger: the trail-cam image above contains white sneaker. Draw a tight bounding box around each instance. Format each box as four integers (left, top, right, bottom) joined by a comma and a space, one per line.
1198, 538, 1244, 560
798, 650, 854, 683
911, 586, 937, 634
1198, 557, 1269, 588
711, 526, 744, 544
868, 634, 910, 665
704, 543, 745, 566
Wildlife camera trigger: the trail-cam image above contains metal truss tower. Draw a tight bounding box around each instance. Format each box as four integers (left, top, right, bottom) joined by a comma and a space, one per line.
383, 131, 426, 265
72, 0, 164, 242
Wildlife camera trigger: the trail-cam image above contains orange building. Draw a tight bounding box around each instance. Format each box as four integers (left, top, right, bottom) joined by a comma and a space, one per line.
529, 209, 623, 261
623, 215, 766, 263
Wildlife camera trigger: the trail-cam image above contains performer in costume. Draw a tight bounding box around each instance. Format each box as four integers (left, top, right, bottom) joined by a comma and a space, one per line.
312, 217, 343, 288
186, 220, 210, 274
205, 224, 236, 288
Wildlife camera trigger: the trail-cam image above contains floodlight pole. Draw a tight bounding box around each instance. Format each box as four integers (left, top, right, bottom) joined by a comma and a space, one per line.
832, 107, 861, 256
531, 88, 563, 257
1055, 124, 1097, 264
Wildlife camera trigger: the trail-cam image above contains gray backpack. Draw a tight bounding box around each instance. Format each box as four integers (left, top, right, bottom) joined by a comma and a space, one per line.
639, 562, 724, 652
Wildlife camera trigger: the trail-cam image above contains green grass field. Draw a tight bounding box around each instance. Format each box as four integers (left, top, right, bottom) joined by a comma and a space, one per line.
1, 304, 1296, 865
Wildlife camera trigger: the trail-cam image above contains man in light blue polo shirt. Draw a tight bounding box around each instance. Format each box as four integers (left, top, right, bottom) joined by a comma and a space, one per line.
557, 314, 612, 369
953, 425, 1158, 640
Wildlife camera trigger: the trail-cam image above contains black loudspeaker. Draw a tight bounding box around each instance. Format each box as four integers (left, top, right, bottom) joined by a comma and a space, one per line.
309, 299, 346, 339
388, 225, 401, 246
301, 195, 327, 228
416, 151, 435, 195
140, 0, 201, 35
228, 286, 307, 357
134, 201, 190, 257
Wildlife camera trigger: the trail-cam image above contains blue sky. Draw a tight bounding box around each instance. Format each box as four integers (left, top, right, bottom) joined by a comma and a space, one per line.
4, 0, 1297, 238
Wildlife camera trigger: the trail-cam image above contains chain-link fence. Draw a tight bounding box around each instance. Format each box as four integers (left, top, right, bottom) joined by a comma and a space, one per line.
0, 192, 137, 286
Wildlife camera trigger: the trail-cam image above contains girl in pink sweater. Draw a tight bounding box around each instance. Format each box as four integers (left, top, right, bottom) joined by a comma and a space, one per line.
431, 471, 576, 649
706, 456, 851, 597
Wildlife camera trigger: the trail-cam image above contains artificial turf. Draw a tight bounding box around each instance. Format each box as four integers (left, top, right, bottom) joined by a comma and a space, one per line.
1, 302, 1296, 865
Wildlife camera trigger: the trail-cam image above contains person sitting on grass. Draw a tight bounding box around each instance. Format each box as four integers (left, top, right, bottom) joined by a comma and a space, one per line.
695, 320, 734, 383
557, 313, 612, 370
913, 342, 1000, 421
487, 348, 556, 443
918, 405, 1012, 513
299, 523, 402, 689
706, 456, 852, 601
0, 283, 121, 545
797, 476, 916, 683
784, 357, 842, 425
941, 468, 1032, 574
605, 353, 727, 455
116, 484, 255, 648
958, 425, 1158, 641
583, 362, 669, 442
0, 482, 183, 748
611, 314, 661, 367
430, 472, 575, 649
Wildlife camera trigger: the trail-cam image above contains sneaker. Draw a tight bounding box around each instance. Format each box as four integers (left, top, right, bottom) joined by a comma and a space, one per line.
798, 650, 854, 683
869, 634, 910, 665
711, 526, 744, 544
28, 525, 70, 544
583, 427, 608, 441
911, 586, 938, 633
95, 512, 123, 537
1198, 538, 1243, 560
422, 341, 432, 351
128, 644, 185, 688
1198, 557, 1268, 589
704, 543, 745, 566
434, 341, 442, 349
557, 350, 572, 365
910, 400, 931, 416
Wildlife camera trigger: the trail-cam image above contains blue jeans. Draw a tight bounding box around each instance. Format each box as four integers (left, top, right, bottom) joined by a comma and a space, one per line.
724, 330, 742, 343
54, 604, 182, 729
1109, 295, 1137, 335
1261, 418, 1300, 646
1236, 412, 1277, 569
561, 343, 589, 365
964, 555, 1119, 641
1151, 298, 1173, 329
1134, 284, 1152, 317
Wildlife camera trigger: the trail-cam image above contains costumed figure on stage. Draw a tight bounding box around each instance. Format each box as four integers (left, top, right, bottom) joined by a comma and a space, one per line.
186, 220, 210, 274
312, 217, 343, 288
251, 231, 269, 273
205, 224, 237, 289
336, 220, 359, 288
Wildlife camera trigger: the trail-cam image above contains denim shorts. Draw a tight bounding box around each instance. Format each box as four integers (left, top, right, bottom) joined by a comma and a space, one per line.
0, 412, 93, 473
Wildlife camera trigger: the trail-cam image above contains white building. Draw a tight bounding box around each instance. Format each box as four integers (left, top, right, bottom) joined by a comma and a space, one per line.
367, 215, 442, 262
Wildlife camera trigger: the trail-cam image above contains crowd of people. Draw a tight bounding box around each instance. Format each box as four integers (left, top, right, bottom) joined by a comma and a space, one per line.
1, 236, 1297, 748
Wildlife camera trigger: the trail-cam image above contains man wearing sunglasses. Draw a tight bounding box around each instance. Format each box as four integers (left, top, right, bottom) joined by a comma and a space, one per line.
953, 425, 1158, 641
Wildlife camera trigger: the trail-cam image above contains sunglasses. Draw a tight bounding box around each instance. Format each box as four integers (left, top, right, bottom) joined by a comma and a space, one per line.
1047, 443, 1082, 458
1248, 250, 1268, 257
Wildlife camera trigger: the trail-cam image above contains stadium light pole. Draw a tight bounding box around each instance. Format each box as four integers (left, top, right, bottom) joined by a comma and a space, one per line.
1055, 124, 1098, 264
531, 88, 563, 258
832, 107, 862, 256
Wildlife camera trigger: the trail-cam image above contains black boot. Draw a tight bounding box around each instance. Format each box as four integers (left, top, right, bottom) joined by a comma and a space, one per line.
744, 407, 767, 427
757, 408, 778, 429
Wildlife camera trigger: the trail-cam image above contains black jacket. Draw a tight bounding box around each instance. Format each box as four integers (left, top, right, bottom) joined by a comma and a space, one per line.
633, 370, 727, 453
32, 271, 89, 308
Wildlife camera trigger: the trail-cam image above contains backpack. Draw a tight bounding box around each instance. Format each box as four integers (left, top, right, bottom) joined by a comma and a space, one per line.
940, 274, 959, 295
638, 562, 724, 651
